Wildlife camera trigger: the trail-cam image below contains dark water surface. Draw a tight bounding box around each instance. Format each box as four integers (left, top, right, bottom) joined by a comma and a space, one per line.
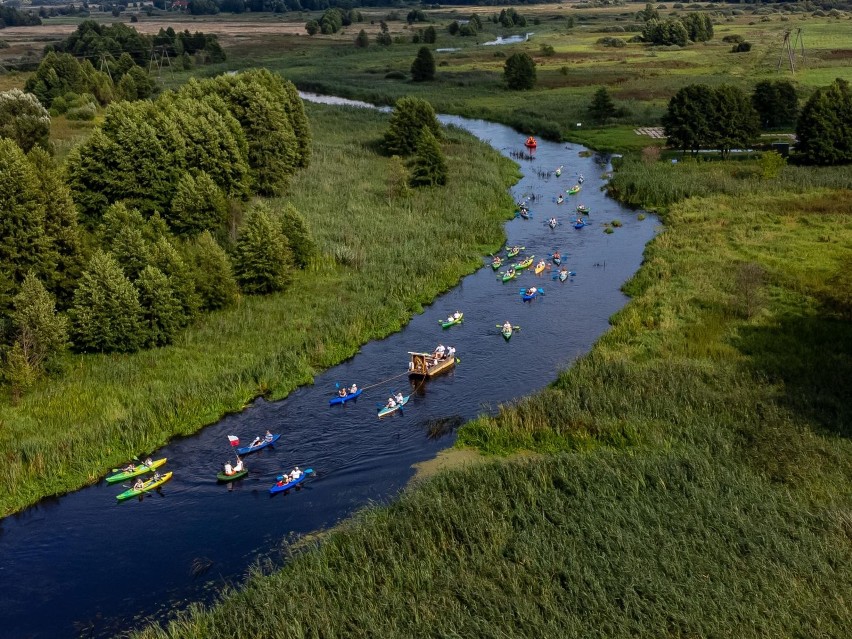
0, 102, 657, 639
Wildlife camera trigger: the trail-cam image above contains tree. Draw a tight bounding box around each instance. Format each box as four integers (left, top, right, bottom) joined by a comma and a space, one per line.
795, 79, 852, 166
5, 273, 67, 399
305, 20, 319, 36
26, 147, 83, 307
383, 97, 442, 157
170, 171, 228, 236
504, 52, 536, 91
279, 203, 316, 269
637, 2, 659, 22
136, 265, 186, 347
355, 29, 369, 48
147, 236, 201, 324
423, 26, 437, 44
408, 127, 448, 188
682, 13, 713, 43
411, 47, 436, 82
712, 85, 760, 159
588, 87, 617, 124
0, 89, 51, 153
233, 203, 294, 295
662, 84, 715, 154
126, 66, 154, 99
752, 80, 798, 130
187, 231, 238, 311
0, 139, 49, 312
69, 250, 144, 353
111, 225, 151, 282
448, 21, 459, 36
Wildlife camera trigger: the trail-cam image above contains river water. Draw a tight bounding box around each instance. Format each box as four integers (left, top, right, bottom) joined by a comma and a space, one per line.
0, 100, 657, 639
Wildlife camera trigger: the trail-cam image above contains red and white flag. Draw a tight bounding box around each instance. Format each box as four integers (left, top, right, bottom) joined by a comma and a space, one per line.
227, 435, 240, 447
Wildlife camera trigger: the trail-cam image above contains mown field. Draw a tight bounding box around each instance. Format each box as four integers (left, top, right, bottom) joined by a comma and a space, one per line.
0, 103, 519, 515
133, 162, 852, 638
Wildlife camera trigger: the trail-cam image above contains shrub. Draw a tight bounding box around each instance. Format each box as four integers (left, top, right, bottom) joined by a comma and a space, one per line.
597, 37, 627, 48
732, 42, 752, 53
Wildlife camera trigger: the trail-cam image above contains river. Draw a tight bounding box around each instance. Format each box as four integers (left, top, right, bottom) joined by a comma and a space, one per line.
0, 100, 657, 639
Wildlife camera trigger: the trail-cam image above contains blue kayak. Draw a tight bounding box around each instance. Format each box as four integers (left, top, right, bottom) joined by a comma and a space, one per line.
574, 221, 586, 229
329, 389, 363, 405
269, 468, 314, 494
236, 433, 281, 455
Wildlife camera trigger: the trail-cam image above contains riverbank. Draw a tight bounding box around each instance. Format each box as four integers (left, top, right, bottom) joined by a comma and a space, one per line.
0, 102, 520, 516
132, 165, 852, 637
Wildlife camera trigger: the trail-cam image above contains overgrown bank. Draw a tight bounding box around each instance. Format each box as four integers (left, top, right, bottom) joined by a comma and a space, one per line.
134, 165, 852, 638
0, 103, 519, 515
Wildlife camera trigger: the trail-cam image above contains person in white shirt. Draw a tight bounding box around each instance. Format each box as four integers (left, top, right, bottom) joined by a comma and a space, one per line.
224, 461, 234, 476
233, 457, 244, 473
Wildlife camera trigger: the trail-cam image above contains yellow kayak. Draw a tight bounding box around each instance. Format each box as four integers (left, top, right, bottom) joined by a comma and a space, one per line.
534, 260, 547, 275
116, 472, 173, 501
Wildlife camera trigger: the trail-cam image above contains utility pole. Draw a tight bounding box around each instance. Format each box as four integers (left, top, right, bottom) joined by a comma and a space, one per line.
777, 28, 805, 75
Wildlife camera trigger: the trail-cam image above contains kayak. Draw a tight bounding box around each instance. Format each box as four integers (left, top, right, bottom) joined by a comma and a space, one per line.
558, 270, 576, 282
440, 313, 464, 328
106, 458, 167, 484
506, 246, 523, 259
552, 255, 562, 266
491, 256, 502, 270
524, 137, 537, 149
329, 389, 362, 405
502, 326, 513, 340
501, 270, 517, 282
269, 468, 314, 494
378, 395, 410, 418
568, 185, 581, 195
574, 221, 586, 229
518, 209, 531, 219
236, 433, 281, 455
521, 289, 538, 301
217, 468, 248, 482
515, 256, 534, 270
555, 167, 562, 177
116, 472, 173, 501
556, 196, 564, 205
534, 261, 547, 275
576, 205, 590, 214
548, 219, 558, 229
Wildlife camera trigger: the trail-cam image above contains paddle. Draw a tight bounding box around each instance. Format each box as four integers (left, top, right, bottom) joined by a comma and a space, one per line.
495, 325, 521, 330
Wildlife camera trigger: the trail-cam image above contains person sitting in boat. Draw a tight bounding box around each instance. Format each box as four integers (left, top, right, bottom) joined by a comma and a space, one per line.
578, 175, 585, 183
143, 457, 153, 467
349, 384, 358, 394
224, 461, 234, 476
576, 217, 584, 225
394, 392, 405, 405
152, 472, 161, 482
249, 436, 263, 448
434, 344, 446, 359
503, 321, 513, 332
133, 478, 144, 490
526, 287, 537, 296
123, 463, 136, 473
234, 457, 244, 473
338, 387, 348, 398
452, 311, 462, 320
292, 467, 302, 481
556, 195, 564, 204
264, 430, 274, 441
549, 217, 557, 226
553, 251, 561, 260
386, 397, 397, 409
506, 268, 516, 278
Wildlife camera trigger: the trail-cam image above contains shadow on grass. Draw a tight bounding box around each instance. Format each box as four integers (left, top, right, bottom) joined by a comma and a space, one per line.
733, 316, 852, 440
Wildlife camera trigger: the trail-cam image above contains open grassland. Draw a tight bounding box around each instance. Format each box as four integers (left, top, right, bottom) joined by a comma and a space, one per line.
0, 103, 519, 515
132, 165, 852, 638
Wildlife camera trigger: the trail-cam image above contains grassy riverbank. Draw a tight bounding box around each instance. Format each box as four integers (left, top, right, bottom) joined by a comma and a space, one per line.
132, 163, 852, 637
0, 103, 519, 516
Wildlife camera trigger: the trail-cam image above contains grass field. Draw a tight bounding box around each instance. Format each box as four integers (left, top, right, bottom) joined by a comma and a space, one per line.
0, 103, 519, 515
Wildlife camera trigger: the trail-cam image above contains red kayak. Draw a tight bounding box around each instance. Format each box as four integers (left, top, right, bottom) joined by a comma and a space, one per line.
524, 136, 537, 149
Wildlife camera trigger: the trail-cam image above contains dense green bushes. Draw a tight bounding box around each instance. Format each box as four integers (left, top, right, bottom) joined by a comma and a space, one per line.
796, 78, 852, 166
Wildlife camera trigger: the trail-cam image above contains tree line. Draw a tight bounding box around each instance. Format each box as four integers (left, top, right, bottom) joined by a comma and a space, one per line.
0, 69, 314, 400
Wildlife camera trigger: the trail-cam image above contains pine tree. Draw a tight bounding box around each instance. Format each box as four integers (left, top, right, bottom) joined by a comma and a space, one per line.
383, 96, 442, 156
136, 265, 186, 347
69, 250, 144, 353
279, 203, 316, 269
147, 236, 201, 324
27, 147, 83, 308
110, 226, 151, 281
0, 138, 49, 312
188, 231, 239, 311
170, 171, 229, 236
408, 127, 448, 187
411, 46, 436, 82
588, 87, 618, 124
355, 29, 369, 48
233, 203, 294, 294
7, 272, 68, 395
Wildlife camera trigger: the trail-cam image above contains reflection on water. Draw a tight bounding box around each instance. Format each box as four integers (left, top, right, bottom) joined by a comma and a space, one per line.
0, 96, 657, 639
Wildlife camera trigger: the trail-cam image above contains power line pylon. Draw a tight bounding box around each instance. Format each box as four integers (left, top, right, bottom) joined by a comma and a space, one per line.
777, 28, 805, 75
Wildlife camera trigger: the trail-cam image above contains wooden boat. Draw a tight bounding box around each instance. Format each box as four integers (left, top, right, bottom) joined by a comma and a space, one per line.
491, 256, 502, 270
524, 136, 537, 149
534, 260, 547, 275
568, 185, 581, 195
409, 351, 456, 378
440, 313, 464, 329
378, 395, 410, 418
515, 256, 534, 270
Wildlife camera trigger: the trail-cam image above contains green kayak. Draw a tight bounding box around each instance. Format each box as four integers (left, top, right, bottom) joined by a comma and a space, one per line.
440, 313, 464, 329
515, 256, 534, 270
116, 472, 173, 501
501, 270, 517, 282
106, 458, 167, 484
506, 246, 524, 259
217, 468, 248, 482
502, 327, 513, 340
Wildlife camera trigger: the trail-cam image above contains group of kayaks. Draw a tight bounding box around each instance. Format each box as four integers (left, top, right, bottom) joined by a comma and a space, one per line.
106, 458, 172, 501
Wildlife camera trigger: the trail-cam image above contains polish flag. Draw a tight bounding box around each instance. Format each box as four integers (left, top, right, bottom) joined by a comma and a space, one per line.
227, 435, 240, 447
